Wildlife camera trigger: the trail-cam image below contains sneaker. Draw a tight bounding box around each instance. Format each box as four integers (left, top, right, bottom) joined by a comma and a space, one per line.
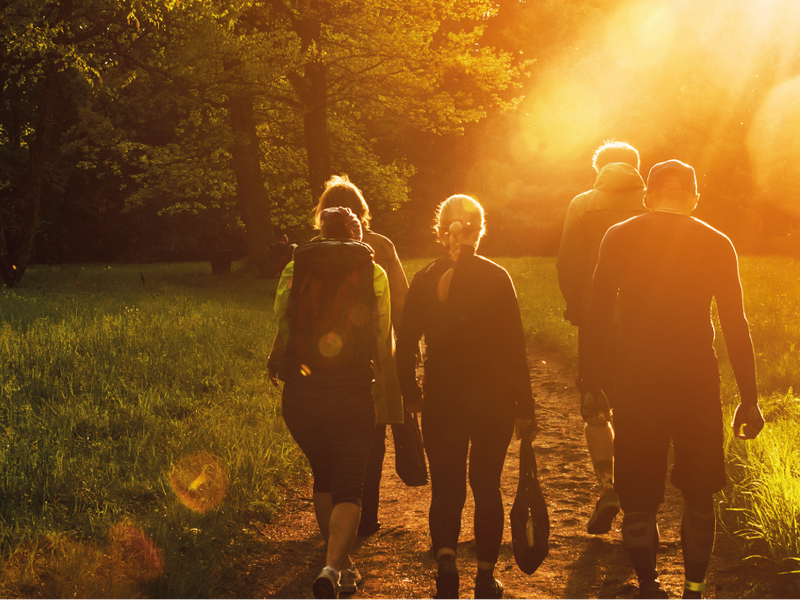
637, 579, 669, 599
313, 566, 340, 599
587, 488, 621, 534
434, 555, 459, 599
339, 561, 363, 595
474, 573, 504, 599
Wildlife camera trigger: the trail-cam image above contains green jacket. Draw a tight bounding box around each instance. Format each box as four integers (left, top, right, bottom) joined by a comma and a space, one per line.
556, 162, 646, 327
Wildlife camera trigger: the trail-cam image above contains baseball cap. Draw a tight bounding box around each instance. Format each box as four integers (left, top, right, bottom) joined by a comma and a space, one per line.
646, 159, 697, 195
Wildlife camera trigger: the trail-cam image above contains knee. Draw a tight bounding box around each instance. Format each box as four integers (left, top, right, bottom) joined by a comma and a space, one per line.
682, 491, 714, 514
621, 511, 657, 548
469, 481, 501, 506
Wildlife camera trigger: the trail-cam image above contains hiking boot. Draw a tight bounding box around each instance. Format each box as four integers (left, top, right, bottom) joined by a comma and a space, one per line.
339, 561, 363, 595
313, 566, 340, 599
474, 572, 504, 599
587, 488, 621, 534
434, 555, 459, 599
637, 579, 669, 599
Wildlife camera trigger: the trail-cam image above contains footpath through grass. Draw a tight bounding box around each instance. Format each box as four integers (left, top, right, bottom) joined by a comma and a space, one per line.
0, 256, 798, 596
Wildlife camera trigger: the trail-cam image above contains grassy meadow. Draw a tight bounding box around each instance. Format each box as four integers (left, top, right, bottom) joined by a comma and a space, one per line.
0, 256, 798, 596
0, 264, 303, 597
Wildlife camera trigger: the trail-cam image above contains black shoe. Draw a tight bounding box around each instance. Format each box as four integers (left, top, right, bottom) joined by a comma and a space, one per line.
435, 555, 459, 599
357, 520, 381, 537
637, 579, 669, 599
474, 572, 503, 599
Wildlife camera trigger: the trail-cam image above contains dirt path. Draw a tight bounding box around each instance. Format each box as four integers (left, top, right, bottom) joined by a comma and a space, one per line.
217, 350, 775, 599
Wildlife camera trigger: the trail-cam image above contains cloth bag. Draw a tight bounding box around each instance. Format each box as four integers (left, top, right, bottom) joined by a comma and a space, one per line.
391, 407, 428, 486
510, 432, 549, 574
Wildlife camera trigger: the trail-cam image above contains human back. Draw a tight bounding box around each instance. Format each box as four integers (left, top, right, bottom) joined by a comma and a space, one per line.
409, 249, 528, 398
605, 214, 736, 373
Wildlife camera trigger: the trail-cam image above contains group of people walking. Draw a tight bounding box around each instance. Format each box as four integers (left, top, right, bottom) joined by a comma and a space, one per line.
267, 142, 765, 599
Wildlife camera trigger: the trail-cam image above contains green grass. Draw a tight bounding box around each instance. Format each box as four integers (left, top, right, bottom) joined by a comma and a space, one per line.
0, 263, 306, 597
0, 256, 798, 596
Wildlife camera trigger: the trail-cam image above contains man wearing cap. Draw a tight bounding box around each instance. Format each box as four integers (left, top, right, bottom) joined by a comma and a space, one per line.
581, 159, 764, 599
557, 140, 647, 535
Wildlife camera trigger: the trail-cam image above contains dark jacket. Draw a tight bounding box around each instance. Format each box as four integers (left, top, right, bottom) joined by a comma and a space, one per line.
556, 163, 646, 326
396, 247, 535, 420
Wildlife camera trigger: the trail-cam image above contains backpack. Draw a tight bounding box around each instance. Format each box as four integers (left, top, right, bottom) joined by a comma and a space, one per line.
284, 240, 376, 383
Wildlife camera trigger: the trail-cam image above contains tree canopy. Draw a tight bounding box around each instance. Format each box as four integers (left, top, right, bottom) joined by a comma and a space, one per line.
2, 0, 800, 285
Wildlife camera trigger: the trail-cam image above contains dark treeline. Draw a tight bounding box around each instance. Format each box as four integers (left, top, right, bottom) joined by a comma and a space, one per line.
2, 0, 800, 286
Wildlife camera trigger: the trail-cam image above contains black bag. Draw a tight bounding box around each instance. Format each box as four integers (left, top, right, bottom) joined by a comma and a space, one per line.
510, 433, 549, 574
391, 407, 428, 486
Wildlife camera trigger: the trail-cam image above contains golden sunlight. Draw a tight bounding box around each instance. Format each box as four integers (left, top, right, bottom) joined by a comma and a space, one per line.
513, 0, 800, 180
747, 75, 800, 216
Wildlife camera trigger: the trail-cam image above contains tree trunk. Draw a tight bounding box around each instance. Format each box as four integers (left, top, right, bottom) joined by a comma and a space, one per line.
290, 12, 331, 205
228, 91, 277, 275
1, 57, 57, 288
302, 59, 331, 204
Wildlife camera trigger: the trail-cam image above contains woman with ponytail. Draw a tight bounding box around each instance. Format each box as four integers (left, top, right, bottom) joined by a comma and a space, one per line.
396, 195, 538, 599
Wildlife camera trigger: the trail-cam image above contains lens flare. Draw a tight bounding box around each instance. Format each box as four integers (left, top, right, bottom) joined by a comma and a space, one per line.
107, 522, 165, 583
168, 451, 228, 513
318, 332, 344, 358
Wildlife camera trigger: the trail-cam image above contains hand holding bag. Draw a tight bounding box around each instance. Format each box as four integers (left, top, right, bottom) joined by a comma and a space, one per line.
510, 427, 549, 574
391, 407, 428, 486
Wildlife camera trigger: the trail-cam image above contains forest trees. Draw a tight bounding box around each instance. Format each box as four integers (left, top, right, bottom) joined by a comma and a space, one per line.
0, 0, 183, 287
0, 0, 528, 283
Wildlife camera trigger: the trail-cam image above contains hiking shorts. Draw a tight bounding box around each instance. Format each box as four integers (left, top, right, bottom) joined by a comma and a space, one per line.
613, 382, 727, 513
281, 382, 376, 507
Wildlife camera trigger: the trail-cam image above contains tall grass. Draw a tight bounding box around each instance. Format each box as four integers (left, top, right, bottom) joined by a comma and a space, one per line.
0, 264, 306, 597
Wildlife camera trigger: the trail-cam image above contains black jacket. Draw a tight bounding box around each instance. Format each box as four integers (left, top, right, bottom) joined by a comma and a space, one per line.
396, 247, 535, 420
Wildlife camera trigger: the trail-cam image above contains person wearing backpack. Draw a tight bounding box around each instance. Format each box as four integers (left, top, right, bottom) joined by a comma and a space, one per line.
267, 206, 391, 599
313, 175, 411, 538
396, 195, 537, 600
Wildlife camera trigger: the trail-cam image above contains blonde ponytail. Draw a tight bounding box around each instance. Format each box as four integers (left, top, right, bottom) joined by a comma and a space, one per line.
433, 195, 486, 304
448, 220, 464, 261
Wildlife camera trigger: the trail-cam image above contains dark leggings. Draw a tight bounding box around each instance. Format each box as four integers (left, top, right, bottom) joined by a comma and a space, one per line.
422, 389, 514, 564
360, 424, 387, 527
282, 382, 376, 507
